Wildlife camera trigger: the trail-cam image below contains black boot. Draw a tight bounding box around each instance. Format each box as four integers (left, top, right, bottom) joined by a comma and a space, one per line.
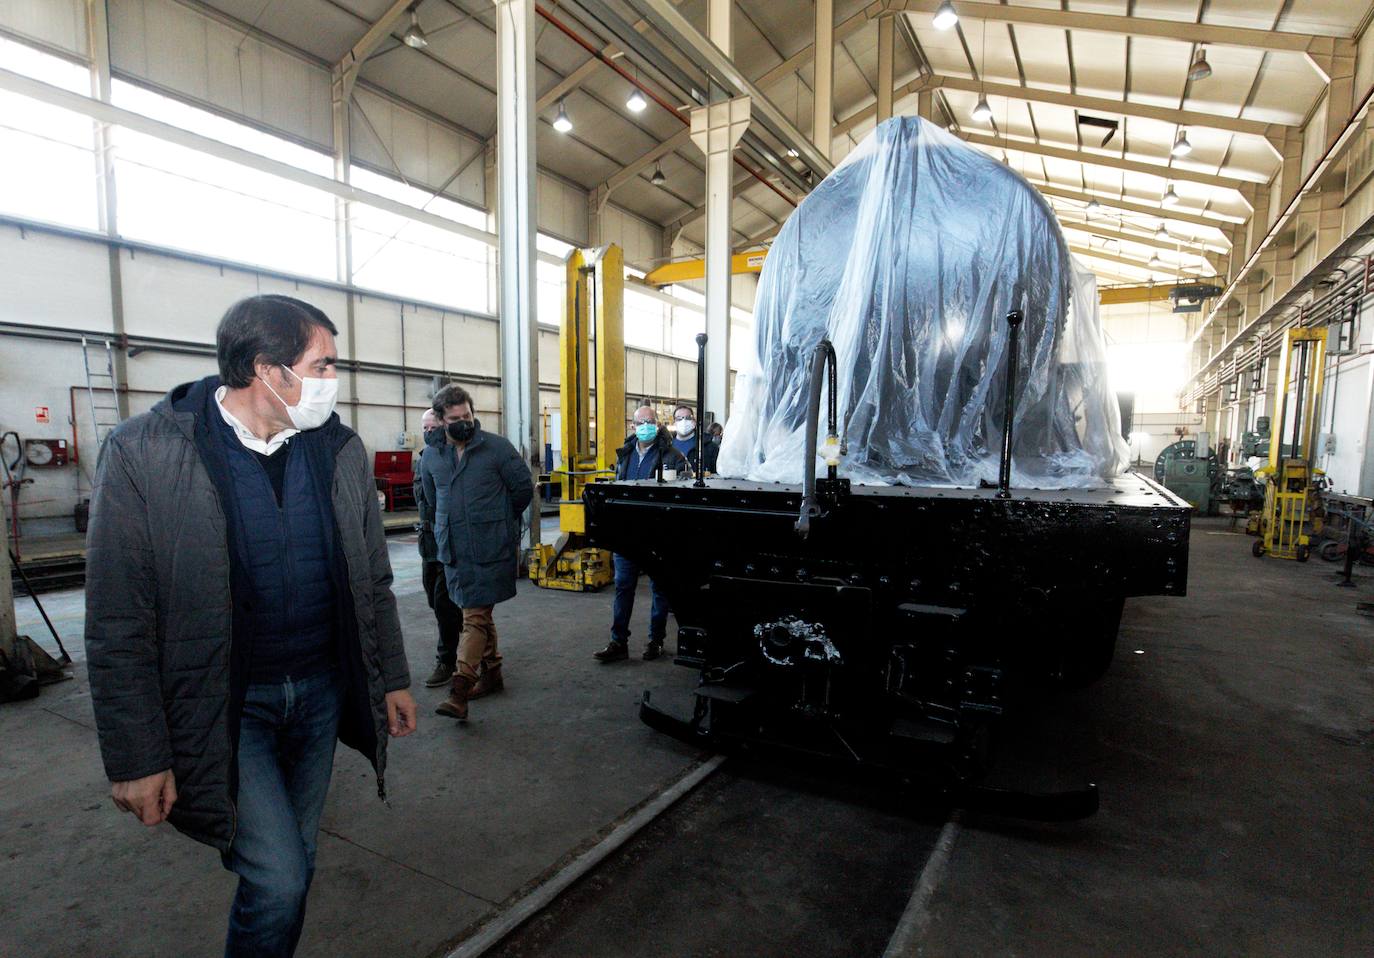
643, 640, 664, 661
594, 640, 628, 663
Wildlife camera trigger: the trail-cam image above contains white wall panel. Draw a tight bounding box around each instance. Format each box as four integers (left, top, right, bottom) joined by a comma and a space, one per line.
0, 226, 113, 330
537, 326, 559, 387
0, 0, 87, 54
1359, 23, 1374, 115
601, 204, 661, 271
120, 249, 261, 341
353, 295, 403, 366
444, 314, 498, 378
537, 171, 588, 246
110, 0, 332, 149
350, 88, 485, 209
1319, 354, 1371, 494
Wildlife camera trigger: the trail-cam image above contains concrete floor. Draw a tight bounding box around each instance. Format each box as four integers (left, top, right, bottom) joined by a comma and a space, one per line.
3, 537, 705, 958
4, 518, 1373, 957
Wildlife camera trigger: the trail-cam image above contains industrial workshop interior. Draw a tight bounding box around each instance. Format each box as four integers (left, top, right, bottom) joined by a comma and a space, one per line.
3, 0, 1373, 955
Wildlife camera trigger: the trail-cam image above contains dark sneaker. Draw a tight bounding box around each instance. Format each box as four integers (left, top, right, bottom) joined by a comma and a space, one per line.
643, 640, 664, 661
594, 641, 629, 663
424, 662, 455, 688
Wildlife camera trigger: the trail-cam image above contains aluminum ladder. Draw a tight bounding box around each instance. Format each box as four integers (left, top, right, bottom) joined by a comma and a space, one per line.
81, 337, 123, 449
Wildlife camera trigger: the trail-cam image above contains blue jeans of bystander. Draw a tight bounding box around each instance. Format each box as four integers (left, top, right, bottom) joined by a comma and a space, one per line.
610, 553, 670, 646
223, 667, 344, 958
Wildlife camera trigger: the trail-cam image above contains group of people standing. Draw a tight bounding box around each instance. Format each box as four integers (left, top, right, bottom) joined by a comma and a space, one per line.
82, 293, 724, 957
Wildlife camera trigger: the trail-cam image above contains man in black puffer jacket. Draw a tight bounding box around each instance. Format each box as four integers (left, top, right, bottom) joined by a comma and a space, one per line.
84, 295, 416, 958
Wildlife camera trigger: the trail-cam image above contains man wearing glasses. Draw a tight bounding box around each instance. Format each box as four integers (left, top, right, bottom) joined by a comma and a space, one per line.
594, 406, 687, 663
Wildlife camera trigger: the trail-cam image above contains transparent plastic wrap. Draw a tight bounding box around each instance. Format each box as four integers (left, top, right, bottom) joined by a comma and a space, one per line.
717, 117, 1128, 488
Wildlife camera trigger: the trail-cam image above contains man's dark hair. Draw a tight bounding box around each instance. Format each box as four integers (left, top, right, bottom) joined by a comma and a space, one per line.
673, 404, 694, 419
432, 383, 474, 417
216, 295, 338, 388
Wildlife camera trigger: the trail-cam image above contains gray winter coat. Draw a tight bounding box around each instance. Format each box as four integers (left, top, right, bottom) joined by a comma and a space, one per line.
419, 430, 533, 607
84, 377, 409, 852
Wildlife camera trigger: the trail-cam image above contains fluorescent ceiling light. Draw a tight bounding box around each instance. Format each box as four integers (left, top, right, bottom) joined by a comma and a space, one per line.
402, 10, 428, 49
786, 148, 800, 158
1188, 47, 1212, 82
972, 95, 993, 123
553, 101, 573, 133
933, 1, 959, 30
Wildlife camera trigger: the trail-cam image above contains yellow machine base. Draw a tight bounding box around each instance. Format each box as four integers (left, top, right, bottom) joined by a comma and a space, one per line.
529, 544, 613, 591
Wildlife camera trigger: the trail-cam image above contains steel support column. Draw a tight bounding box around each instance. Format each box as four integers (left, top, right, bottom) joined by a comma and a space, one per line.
691, 97, 750, 427
85, 0, 129, 419
330, 65, 360, 428
812, 0, 833, 159
877, 14, 895, 124
493, 0, 541, 549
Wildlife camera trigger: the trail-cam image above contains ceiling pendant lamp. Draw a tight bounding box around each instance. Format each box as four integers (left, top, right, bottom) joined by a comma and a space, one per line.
1148, 253, 1163, 268
972, 94, 993, 123
933, 1, 959, 31
1188, 46, 1213, 82
1155, 223, 1170, 242
552, 100, 573, 134
1172, 129, 1192, 157
650, 163, 665, 186
402, 7, 428, 49
1162, 184, 1180, 206
626, 88, 647, 113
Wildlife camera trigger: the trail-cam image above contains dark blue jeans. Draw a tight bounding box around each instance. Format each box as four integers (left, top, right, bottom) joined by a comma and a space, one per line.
611, 553, 670, 646
224, 668, 344, 958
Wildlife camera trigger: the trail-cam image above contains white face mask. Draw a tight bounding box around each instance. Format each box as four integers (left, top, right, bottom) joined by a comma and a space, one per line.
263, 365, 339, 431
675, 419, 695, 438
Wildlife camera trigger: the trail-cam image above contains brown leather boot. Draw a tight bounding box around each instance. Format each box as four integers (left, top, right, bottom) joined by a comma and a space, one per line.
469, 664, 504, 700
435, 673, 475, 721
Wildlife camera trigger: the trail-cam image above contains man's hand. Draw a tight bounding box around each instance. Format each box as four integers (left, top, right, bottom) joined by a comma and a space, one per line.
386, 689, 418, 737
111, 770, 177, 827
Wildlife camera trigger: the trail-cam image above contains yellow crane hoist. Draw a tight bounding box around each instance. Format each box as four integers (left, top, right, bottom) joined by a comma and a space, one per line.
529, 245, 625, 590
1253, 327, 1326, 561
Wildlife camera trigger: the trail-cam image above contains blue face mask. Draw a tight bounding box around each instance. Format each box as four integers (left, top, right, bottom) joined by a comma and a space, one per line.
635, 422, 658, 443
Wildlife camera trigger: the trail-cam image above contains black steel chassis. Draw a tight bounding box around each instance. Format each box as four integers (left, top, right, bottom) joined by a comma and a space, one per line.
584, 472, 1190, 821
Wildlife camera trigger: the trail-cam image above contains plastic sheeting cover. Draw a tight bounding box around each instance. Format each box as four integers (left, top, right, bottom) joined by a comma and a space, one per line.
717, 117, 1128, 488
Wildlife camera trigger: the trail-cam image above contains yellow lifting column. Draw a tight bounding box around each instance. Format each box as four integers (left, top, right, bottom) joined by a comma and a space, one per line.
530, 244, 626, 590
1254, 327, 1326, 562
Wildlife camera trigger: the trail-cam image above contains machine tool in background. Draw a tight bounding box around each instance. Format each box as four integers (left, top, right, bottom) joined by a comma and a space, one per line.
1154, 433, 1268, 520
1253, 328, 1327, 561
1154, 435, 1220, 514
529, 244, 625, 591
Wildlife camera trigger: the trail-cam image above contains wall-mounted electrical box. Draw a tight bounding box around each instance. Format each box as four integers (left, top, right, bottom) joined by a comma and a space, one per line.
24, 438, 70, 468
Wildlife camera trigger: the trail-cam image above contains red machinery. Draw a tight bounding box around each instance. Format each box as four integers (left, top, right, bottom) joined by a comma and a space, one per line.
373, 450, 416, 512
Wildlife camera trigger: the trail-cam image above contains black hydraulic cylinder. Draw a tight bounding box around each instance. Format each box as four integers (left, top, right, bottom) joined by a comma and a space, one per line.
796, 339, 838, 538
694, 333, 708, 488
997, 310, 1024, 499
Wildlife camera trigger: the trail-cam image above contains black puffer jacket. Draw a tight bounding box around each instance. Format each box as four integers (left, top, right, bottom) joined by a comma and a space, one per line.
84, 377, 409, 852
